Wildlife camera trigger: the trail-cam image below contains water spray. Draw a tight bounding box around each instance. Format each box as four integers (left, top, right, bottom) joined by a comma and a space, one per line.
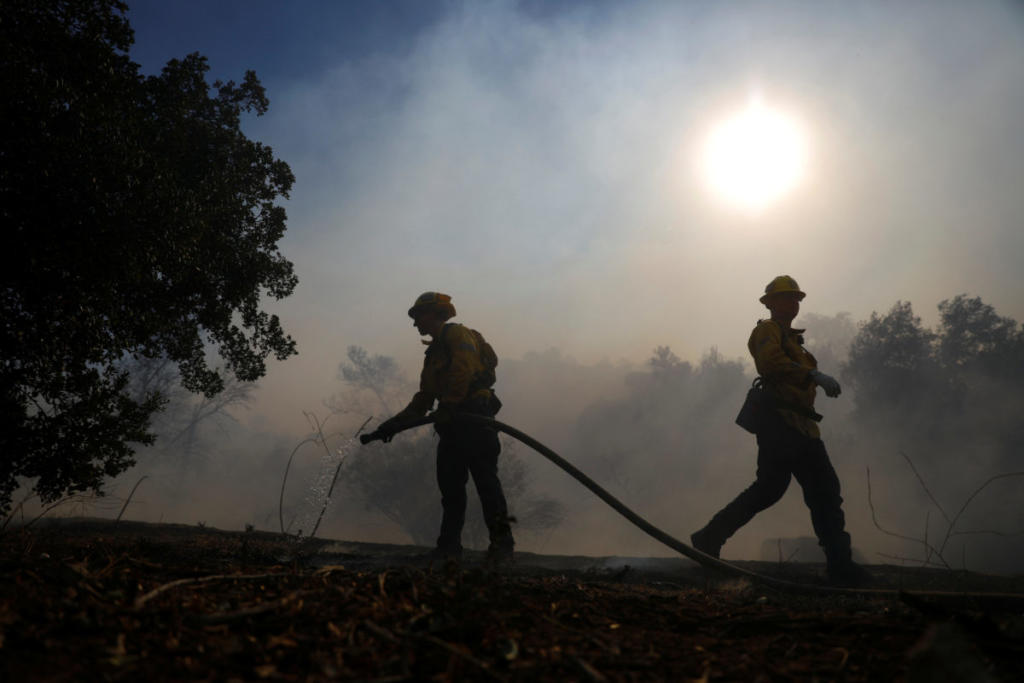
279, 413, 369, 538
309, 416, 373, 539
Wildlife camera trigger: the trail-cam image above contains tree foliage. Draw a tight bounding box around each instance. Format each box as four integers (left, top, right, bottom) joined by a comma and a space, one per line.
842, 301, 942, 423
937, 295, 1024, 377
0, 1, 297, 512
842, 296, 1024, 467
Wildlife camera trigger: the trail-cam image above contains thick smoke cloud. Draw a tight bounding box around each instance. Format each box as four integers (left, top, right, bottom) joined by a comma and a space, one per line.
241, 0, 1024, 438
26, 1, 1023, 573
83, 295, 1023, 574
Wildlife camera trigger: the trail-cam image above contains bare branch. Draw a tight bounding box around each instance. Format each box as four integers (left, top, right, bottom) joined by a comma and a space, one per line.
868, 460, 1024, 571
865, 466, 950, 568
115, 475, 149, 523
899, 451, 950, 525
948, 527, 1024, 539
279, 436, 318, 535
938, 471, 1024, 556
1, 490, 38, 532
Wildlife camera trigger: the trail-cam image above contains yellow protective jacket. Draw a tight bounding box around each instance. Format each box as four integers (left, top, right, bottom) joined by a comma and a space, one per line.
398, 323, 494, 418
747, 319, 821, 438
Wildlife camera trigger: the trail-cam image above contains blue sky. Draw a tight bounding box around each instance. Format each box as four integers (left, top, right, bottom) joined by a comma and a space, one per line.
128, 1, 446, 83
124, 0, 1024, 431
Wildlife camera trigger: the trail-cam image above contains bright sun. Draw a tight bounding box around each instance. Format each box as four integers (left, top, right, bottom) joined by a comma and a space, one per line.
701, 99, 808, 213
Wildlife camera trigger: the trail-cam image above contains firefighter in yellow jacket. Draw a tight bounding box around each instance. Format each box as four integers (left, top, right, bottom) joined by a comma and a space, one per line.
691, 276, 868, 585
377, 292, 514, 563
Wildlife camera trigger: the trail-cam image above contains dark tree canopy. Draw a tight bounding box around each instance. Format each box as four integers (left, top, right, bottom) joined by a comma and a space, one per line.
937, 294, 1024, 377
0, 1, 297, 511
842, 301, 940, 419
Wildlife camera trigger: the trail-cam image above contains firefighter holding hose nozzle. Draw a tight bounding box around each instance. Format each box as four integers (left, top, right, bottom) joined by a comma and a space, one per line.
691, 276, 870, 586
365, 292, 514, 565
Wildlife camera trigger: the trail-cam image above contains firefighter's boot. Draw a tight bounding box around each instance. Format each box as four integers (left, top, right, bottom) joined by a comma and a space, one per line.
825, 545, 871, 587
690, 527, 724, 559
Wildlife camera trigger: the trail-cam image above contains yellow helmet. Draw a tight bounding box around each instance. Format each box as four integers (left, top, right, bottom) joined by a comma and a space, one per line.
407, 291, 456, 320
759, 275, 806, 304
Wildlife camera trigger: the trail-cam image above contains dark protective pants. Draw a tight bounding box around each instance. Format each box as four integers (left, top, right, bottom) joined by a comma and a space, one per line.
435, 412, 514, 553
700, 412, 852, 565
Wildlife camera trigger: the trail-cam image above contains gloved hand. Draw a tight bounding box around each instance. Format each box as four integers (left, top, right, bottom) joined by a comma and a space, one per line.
810, 369, 842, 398
376, 416, 402, 443
431, 404, 455, 426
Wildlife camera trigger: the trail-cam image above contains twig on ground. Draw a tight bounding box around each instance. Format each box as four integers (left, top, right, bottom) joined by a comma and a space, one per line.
197, 590, 310, 625
540, 614, 616, 653
360, 618, 503, 679
575, 656, 609, 682
362, 619, 399, 643
134, 572, 291, 609
415, 633, 504, 680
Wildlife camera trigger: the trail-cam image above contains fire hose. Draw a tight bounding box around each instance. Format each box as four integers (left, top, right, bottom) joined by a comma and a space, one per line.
361, 413, 1024, 604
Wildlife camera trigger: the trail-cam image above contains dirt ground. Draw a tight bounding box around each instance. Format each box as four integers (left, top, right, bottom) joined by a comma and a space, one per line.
2, 519, 1023, 681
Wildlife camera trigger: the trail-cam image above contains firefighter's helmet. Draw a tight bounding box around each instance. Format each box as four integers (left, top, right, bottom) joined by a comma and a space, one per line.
759, 275, 806, 304
408, 292, 456, 320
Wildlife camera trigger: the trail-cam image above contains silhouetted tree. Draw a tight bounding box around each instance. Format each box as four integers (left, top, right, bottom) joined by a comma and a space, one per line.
934, 295, 1024, 470
842, 301, 943, 427
0, 1, 296, 513
648, 345, 686, 374
937, 295, 1024, 379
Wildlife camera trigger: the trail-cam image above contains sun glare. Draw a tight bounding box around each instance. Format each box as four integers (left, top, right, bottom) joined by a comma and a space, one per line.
701, 99, 808, 213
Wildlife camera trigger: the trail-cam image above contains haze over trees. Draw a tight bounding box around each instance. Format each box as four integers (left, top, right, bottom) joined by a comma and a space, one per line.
570, 346, 749, 499
843, 295, 1024, 470
123, 355, 257, 469
835, 295, 1024, 570
0, 1, 297, 513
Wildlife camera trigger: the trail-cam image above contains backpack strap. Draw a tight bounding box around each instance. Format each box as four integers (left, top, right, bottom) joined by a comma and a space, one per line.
433, 322, 457, 366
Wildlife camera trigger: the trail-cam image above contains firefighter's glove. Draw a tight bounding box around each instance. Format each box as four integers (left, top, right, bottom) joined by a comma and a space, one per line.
376, 417, 401, 443
431, 405, 455, 426
810, 369, 842, 398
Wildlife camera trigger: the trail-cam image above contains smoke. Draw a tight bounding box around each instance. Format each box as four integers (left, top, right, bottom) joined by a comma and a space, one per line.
239, 0, 1024, 436
81, 1, 1024, 573
22, 295, 1019, 574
